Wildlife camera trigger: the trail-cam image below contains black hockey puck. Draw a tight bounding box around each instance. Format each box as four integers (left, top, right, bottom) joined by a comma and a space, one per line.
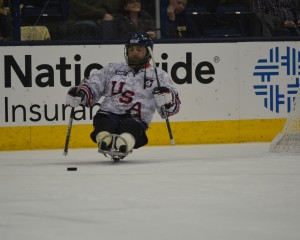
67, 167, 77, 171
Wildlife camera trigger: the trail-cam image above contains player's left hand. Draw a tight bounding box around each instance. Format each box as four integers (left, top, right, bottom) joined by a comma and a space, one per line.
153, 86, 174, 109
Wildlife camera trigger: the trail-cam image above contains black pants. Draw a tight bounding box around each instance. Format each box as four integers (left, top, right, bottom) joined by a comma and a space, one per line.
90, 111, 148, 149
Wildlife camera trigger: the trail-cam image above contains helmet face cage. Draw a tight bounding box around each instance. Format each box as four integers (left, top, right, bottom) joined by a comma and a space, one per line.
125, 33, 154, 68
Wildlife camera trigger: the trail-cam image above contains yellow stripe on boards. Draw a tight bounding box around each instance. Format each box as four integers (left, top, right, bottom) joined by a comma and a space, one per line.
0, 119, 286, 151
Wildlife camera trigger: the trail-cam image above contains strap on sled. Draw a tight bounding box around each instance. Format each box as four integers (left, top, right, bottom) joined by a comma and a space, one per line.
98, 134, 132, 162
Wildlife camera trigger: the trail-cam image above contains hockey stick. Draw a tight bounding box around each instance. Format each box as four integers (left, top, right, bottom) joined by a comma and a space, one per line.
63, 81, 85, 156
148, 47, 175, 145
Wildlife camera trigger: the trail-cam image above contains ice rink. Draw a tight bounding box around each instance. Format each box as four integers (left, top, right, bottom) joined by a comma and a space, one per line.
0, 143, 299, 240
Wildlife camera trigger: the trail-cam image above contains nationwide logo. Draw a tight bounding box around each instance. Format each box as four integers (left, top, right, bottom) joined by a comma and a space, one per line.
253, 46, 300, 113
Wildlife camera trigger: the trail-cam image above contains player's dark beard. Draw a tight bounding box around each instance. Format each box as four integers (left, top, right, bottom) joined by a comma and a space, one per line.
128, 56, 148, 69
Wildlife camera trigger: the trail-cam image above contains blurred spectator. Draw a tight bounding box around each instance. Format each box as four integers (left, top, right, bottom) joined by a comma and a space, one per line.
271, 0, 300, 36
68, 0, 117, 40
113, 0, 156, 39
0, 0, 12, 41
250, 0, 300, 36
167, 0, 200, 38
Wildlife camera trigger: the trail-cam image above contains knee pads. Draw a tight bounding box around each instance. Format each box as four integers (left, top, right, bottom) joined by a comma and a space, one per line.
116, 133, 135, 152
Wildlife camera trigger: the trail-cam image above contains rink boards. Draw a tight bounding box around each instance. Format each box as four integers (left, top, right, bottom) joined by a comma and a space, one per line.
0, 41, 299, 150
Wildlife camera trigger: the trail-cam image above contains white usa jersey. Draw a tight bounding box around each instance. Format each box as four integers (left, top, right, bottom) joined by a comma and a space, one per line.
81, 62, 180, 125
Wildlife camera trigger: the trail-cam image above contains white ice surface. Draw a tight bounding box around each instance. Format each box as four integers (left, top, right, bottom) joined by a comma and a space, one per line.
0, 143, 300, 240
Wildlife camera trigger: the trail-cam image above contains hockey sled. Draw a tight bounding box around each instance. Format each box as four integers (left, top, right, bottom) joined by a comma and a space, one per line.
98, 134, 132, 162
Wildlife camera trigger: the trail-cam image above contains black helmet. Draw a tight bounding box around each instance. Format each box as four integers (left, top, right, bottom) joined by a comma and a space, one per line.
125, 32, 153, 68
125, 32, 154, 49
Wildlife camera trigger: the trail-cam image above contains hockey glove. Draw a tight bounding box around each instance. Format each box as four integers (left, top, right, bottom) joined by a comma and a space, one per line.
153, 86, 174, 109
66, 86, 86, 108
153, 86, 180, 118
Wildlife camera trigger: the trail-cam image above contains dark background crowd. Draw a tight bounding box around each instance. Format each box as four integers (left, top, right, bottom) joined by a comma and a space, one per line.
1, 0, 300, 42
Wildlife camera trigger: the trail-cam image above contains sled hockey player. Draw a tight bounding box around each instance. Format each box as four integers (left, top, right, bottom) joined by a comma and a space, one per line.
66, 32, 181, 161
